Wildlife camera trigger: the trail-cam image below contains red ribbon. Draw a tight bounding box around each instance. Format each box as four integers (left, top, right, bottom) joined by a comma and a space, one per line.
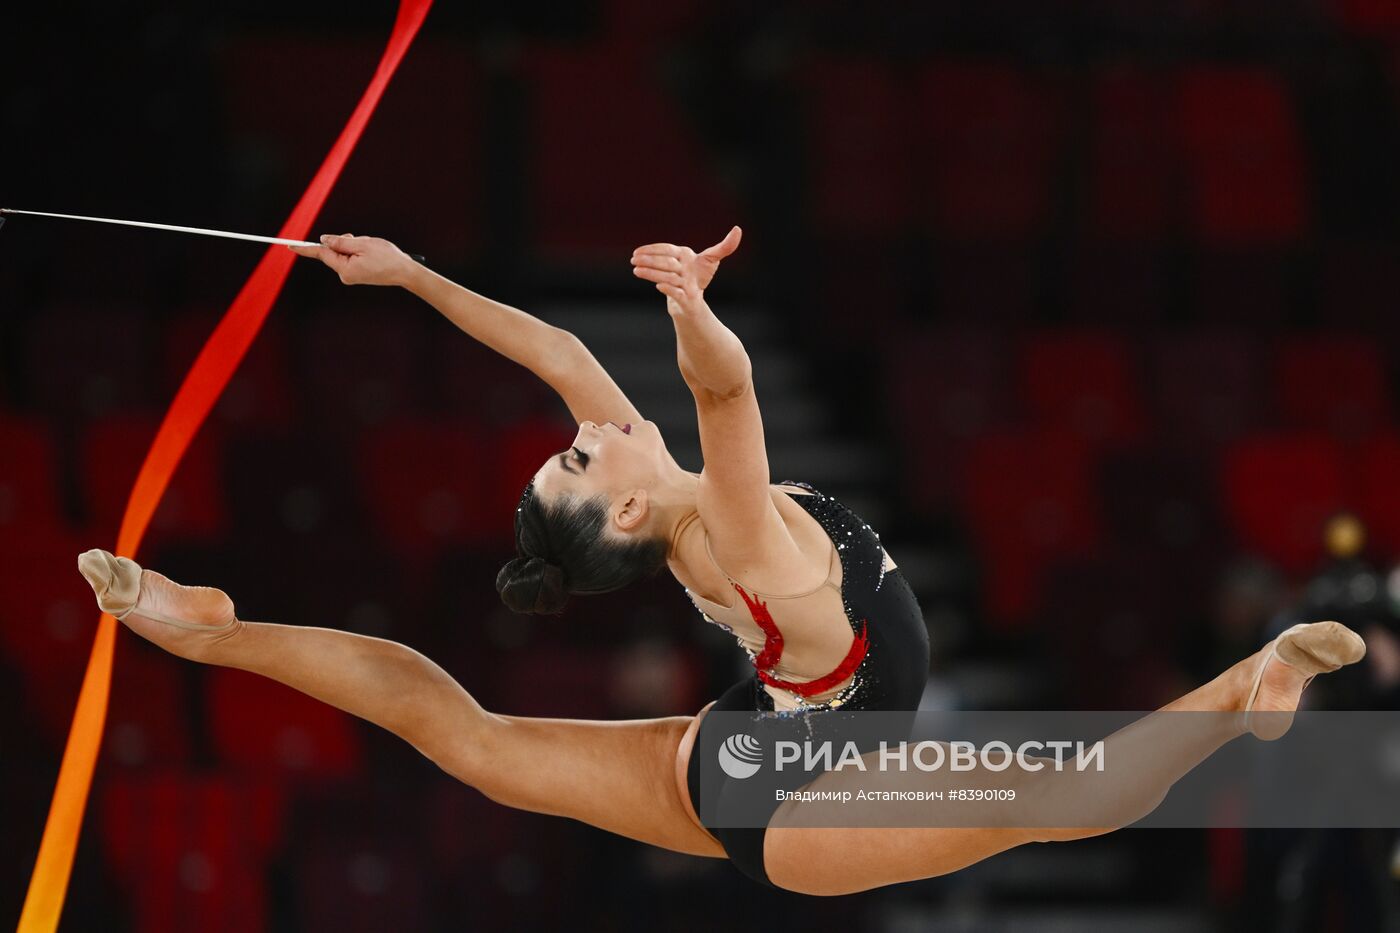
18, 4, 433, 928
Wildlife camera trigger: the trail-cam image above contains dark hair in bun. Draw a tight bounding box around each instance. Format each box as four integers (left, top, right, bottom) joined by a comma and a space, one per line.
494, 555, 569, 615
496, 480, 670, 615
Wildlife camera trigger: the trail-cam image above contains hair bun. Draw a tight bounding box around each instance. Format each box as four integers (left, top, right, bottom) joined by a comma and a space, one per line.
495, 555, 570, 615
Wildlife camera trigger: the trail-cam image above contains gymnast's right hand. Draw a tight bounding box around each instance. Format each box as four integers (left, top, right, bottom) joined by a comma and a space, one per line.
288, 233, 418, 287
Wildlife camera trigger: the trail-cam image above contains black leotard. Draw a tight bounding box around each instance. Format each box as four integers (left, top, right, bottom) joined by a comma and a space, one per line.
683, 481, 931, 888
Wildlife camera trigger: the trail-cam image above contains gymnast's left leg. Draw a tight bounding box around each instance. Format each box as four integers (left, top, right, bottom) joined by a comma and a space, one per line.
763, 620, 1365, 895
75, 549, 725, 859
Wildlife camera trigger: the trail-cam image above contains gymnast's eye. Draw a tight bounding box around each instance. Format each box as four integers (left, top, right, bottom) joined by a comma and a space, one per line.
572, 447, 590, 470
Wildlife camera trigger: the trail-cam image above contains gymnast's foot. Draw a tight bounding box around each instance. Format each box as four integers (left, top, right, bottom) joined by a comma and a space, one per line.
1242, 620, 1366, 740
77, 548, 241, 660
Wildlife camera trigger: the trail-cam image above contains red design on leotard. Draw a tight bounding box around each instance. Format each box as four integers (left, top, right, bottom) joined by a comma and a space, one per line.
731, 583, 869, 698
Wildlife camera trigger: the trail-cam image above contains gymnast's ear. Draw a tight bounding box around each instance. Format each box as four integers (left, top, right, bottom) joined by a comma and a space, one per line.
613, 488, 649, 533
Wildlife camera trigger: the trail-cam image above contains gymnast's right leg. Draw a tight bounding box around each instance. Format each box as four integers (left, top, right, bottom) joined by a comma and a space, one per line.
76, 549, 725, 860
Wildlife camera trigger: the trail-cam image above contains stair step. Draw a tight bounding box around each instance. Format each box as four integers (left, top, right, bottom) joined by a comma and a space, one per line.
541, 301, 899, 581
647, 395, 829, 440
586, 348, 807, 390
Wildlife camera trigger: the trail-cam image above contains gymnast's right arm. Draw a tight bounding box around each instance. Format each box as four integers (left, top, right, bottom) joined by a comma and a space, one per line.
289, 233, 643, 427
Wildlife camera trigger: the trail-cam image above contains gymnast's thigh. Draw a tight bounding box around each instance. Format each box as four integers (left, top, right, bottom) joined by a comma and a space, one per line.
454, 710, 726, 859
764, 824, 1035, 896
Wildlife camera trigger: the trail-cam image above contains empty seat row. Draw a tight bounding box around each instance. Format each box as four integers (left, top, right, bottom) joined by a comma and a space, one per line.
0, 407, 575, 559
802, 61, 1304, 245
13, 307, 556, 425
887, 328, 1394, 492
95, 771, 612, 933
942, 428, 1400, 627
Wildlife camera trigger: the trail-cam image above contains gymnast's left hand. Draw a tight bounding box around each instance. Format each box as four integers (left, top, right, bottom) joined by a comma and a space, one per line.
630, 226, 742, 312
288, 233, 419, 287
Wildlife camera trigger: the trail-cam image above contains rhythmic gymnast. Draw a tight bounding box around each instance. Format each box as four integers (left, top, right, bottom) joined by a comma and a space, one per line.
77, 228, 1366, 895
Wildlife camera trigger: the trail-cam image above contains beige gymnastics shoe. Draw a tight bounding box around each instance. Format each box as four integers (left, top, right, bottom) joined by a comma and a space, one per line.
1243, 620, 1366, 740
77, 549, 238, 656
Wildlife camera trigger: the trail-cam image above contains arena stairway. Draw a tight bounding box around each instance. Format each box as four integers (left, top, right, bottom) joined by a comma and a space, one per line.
538, 302, 956, 599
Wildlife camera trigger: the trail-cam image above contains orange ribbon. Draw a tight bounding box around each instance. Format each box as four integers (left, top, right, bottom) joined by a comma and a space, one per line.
18, 3, 433, 928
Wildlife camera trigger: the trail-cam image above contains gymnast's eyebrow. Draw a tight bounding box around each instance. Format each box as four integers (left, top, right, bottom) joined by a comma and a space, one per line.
558, 452, 579, 475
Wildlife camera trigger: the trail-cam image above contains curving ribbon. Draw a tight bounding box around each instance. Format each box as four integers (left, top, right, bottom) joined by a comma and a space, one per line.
17, 2, 434, 929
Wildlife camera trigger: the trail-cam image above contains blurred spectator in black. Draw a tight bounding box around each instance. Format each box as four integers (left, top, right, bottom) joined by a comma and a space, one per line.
1276, 513, 1400, 711
1234, 513, 1400, 933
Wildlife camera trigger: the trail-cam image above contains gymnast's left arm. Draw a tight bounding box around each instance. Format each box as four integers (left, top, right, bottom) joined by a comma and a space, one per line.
290, 233, 642, 427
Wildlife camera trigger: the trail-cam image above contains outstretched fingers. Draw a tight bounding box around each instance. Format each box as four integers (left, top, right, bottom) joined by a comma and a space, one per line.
634, 268, 691, 301
632, 261, 680, 280
319, 233, 365, 255
631, 253, 682, 271
289, 243, 351, 275
632, 243, 683, 258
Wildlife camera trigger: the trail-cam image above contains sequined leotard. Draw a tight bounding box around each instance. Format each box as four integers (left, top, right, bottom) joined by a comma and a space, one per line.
683, 481, 931, 888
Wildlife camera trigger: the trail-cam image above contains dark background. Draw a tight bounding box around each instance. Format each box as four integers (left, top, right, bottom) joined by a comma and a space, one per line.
3, 0, 1400, 930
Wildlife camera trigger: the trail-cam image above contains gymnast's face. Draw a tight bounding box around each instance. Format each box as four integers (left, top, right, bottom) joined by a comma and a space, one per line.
531, 420, 668, 531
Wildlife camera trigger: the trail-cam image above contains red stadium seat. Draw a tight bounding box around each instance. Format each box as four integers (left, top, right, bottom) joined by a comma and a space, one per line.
101, 774, 285, 933
961, 429, 1102, 625
207, 666, 363, 781
0, 527, 104, 744
163, 310, 299, 431
884, 327, 1015, 513
1020, 331, 1146, 448
353, 418, 495, 562
0, 414, 66, 535
523, 45, 739, 261
800, 57, 915, 238
1151, 329, 1268, 448
1176, 67, 1305, 245
78, 414, 229, 547
913, 62, 1068, 241
104, 638, 192, 769
1274, 336, 1389, 438
1087, 66, 1176, 242
1220, 433, 1349, 574
1334, 0, 1400, 34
